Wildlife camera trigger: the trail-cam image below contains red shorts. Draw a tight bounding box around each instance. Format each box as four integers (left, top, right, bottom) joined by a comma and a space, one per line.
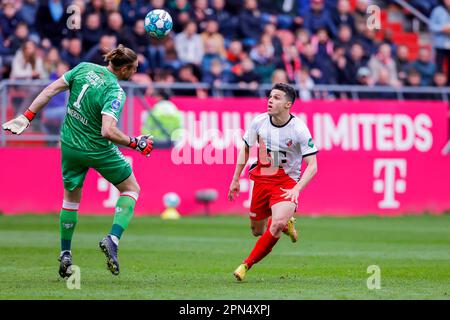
249, 178, 297, 221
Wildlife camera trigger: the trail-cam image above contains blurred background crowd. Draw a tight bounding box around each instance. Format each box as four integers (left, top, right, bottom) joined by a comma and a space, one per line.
0, 0, 449, 99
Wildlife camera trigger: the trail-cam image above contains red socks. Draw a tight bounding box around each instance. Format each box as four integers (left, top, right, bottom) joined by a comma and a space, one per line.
244, 229, 280, 269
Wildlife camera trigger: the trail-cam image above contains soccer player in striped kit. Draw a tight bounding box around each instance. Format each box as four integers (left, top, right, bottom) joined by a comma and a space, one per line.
228, 83, 318, 281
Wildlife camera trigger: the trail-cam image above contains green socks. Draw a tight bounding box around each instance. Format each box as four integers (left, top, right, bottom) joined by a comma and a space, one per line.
60, 202, 79, 252
110, 193, 137, 239
59, 193, 137, 252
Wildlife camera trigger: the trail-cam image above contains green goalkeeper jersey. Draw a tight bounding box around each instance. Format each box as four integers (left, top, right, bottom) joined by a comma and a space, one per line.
61, 62, 126, 151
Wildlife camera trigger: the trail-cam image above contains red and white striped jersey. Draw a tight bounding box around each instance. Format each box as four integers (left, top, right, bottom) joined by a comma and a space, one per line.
243, 113, 318, 182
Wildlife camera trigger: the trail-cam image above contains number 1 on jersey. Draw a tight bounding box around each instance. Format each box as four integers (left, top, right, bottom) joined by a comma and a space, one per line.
73, 84, 89, 109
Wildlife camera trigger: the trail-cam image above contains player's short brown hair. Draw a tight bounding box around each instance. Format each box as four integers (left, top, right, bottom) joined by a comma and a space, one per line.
272, 83, 296, 104
104, 44, 137, 70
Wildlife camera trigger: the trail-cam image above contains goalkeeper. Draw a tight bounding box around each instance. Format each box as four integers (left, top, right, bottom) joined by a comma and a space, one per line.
2, 45, 152, 278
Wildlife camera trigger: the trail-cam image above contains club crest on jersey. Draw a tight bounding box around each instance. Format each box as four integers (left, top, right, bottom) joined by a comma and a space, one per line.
111, 99, 121, 110
286, 138, 293, 148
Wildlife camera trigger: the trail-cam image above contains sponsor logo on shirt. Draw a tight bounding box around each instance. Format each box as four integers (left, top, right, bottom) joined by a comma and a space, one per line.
308, 138, 314, 148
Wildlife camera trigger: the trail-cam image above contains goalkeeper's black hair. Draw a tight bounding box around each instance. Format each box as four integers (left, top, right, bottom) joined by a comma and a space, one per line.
104, 44, 137, 69
271, 83, 297, 104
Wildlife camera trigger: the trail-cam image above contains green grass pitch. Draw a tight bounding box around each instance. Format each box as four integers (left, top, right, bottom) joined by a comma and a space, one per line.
0, 214, 449, 299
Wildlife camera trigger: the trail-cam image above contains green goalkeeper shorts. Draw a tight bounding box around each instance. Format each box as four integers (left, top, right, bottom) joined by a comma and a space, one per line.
61, 143, 133, 191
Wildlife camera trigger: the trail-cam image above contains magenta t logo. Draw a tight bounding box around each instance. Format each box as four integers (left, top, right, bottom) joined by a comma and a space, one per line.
373, 159, 407, 209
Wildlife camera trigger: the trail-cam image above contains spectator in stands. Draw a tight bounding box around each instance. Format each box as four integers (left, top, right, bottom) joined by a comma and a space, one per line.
106, 11, 133, 49
395, 45, 411, 85
238, 0, 264, 47
356, 24, 378, 56
356, 66, 373, 85
431, 71, 450, 101
129, 19, 150, 59
60, 37, 82, 69
429, 0, 450, 83
411, 47, 436, 86
190, 0, 214, 32
374, 67, 397, 100
295, 28, 311, 53
148, 36, 171, 77
298, 67, 315, 101
202, 38, 225, 72
19, 0, 39, 28
130, 71, 154, 96
153, 68, 176, 96
85, 0, 107, 26
167, 0, 192, 33
42, 46, 61, 79
104, 0, 119, 15
125, 19, 150, 73
353, 0, 370, 35
0, 1, 23, 39
300, 42, 322, 84
10, 40, 44, 80
174, 20, 204, 66
7, 22, 30, 54
368, 43, 400, 87
258, 0, 302, 30
333, 45, 349, 85
41, 61, 69, 136
120, 0, 150, 27
84, 34, 117, 66
162, 35, 182, 72
281, 44, 302, 84
226, 39, 245, 69
232, 57, 261, 97
303, 0, 337, 38
202, 58, 233, 96
249, 39, 276, 83
224, 0, 241, 15
261, 23, 283, 59
201, 18, 226, 58
150, 0, 169, 12
175, 63, 207, 98
82, 12, 104, 52
35, 0, 70, 48
335, 24, 354, 54
332, 0, 355, 34
380, 28, 397, 57
433, 71, 448, 88
210, 0, 238, 42
311, 28, 334, 62
404, 68, 427, 100
271, 68, 289, 84
356, 66, 375, 99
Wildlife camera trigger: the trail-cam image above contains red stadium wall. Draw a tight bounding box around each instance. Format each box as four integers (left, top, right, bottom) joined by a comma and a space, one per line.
1, 98, 449, 216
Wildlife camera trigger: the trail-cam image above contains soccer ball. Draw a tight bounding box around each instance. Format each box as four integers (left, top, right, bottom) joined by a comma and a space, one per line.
144, 9, 173, 39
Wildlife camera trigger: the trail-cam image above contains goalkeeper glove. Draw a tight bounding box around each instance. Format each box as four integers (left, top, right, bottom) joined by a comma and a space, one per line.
128, 135, 153, 156
2, 109, 36, 134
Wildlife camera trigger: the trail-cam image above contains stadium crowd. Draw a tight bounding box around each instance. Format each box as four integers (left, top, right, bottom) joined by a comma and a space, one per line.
0, 0, 449, 99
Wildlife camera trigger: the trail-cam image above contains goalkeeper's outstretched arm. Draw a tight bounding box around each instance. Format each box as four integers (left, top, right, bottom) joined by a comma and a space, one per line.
2, 77, 69, 134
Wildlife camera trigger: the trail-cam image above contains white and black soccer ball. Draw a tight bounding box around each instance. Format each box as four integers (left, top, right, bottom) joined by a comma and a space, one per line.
144, 9, 173, 39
